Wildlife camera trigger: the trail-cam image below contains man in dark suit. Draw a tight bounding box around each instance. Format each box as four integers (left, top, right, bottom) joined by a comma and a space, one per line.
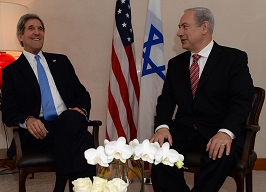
2, 14, 95, 192
150, 7, 254, 192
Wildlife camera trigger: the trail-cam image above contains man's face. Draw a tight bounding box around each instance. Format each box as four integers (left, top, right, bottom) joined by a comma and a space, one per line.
177, 10, 205, 53
18, 19, 44, 55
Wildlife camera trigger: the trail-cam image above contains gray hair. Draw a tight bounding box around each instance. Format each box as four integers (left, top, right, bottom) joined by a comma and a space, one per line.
17, 13, 45, 46
185, 7, 214, 34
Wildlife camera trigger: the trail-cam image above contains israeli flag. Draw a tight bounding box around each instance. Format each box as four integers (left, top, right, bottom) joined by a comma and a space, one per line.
137, 0, 166, 142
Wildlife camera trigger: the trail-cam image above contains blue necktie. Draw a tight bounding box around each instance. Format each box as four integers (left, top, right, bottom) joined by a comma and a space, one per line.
35, 55, 57, 121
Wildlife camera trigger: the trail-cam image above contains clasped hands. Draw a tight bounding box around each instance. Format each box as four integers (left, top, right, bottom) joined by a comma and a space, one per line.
26, 107, 86, 139
150, 128, 232, 160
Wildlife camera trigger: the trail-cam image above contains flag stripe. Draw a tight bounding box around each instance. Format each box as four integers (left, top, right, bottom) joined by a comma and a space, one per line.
125, 45, 140, 100
107, 84, 127, 139
106, 112, 118, 140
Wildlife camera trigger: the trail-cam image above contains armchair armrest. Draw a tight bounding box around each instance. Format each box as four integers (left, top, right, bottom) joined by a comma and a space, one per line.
241, 124, 260, 168
246, 124, 260, 132
88, 120, 102, 148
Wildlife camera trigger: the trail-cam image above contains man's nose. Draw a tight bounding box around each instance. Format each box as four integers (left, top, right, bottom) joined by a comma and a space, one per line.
33, 29, 40, 34
177, 28, 182, 37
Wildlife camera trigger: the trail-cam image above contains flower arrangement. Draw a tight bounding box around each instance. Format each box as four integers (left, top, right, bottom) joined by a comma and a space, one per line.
72, 137, 184, 192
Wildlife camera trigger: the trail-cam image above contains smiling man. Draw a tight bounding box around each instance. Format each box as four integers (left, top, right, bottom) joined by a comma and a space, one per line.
150, 7, 254, 192
2, 14, 95, 192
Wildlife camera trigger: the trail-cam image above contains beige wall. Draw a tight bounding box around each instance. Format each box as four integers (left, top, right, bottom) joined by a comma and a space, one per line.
1, 0, 265, 158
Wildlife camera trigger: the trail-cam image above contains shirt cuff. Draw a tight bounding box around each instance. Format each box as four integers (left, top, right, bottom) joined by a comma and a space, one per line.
218, 129, 235, 139
19, 122, 27, 129
155, 124, 169, 132
80, 108, 87, 116
80, 108, 88, 120
20, 116, 34, 129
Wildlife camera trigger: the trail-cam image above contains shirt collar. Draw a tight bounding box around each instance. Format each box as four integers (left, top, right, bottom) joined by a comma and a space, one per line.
190, 40, 214, 58
23, 50, 44, 63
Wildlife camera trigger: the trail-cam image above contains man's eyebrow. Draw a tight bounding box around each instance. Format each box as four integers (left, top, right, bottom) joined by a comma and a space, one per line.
181, 22, 189, 26
27, 24, 43, 29
179, 22, 189, 27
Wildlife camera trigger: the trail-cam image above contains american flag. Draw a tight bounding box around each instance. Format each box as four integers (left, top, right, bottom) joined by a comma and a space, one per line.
106, 0, 140, 143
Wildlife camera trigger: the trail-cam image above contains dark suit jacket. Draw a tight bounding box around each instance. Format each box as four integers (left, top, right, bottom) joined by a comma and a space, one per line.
2, 52, 91, 127
154, 42, 254, 140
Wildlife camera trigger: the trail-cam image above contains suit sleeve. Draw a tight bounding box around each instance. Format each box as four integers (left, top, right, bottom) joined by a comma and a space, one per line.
221, 51, 254, 137
2, 66, 30, 127
154, 58, 177, 129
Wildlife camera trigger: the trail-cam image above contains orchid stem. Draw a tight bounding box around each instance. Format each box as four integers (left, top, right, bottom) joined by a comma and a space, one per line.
99, 166, 108, 178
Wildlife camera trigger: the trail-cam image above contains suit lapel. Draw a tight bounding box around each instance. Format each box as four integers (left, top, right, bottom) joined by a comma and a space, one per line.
43, 52, 57, 73
185, 53, 193, 100
42, 52, 65, 100
178, 51, 194, 100
16, 54, 40, 97
197, 42, 222, 92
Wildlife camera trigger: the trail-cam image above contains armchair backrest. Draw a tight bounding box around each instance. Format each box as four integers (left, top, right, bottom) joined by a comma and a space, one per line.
246, 87, 265, 126
242, 87, 265, 165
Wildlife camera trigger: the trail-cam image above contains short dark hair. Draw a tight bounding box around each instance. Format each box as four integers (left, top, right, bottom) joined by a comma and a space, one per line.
185, 7, 214, 34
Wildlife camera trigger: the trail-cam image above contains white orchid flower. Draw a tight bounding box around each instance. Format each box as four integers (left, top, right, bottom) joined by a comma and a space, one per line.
84, 146, 112, 167
134, 139, 160, 163
129, 139, 139, 154
104, 137, 133, 163
154, 142, 184, 167
104, 139, 110, 146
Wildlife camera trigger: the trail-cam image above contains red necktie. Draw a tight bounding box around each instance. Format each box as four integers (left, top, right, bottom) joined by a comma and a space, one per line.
190, 54, 201, 98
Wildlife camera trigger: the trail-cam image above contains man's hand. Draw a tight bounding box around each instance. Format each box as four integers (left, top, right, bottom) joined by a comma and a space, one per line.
69, 107, 86, 116
150, 128, 172, 146
26, 117, 48, 139
206, 132, 232, 160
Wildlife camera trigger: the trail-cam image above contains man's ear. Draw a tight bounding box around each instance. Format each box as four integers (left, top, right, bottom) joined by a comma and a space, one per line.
17, 34, 23, 41
202, 21, 209, 35
17, 34, 24, 47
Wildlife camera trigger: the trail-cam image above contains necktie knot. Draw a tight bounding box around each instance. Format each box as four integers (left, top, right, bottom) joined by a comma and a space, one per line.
34, 55, 41, 63
192, 54, 201, 62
